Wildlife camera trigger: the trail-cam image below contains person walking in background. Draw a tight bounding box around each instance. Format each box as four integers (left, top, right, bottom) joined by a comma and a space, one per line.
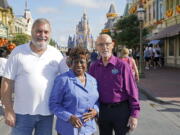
49, 46, 99, 135
152, 44, 161, 69
88, 49, 98, 69
1, 18, 68, 135
89, 34, 140, 135
134, 47, 140, 67
65, 48, 72, 68
147, 45, 154, 68
90, 49, 98, 63
144, 47, 151, 70
120, 47, 139, 81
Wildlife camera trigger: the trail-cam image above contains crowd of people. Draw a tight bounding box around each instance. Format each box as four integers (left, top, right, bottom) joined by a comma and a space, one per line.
130, 44, 163, 71
0, 18, 140, 135
143, 44, 163, 70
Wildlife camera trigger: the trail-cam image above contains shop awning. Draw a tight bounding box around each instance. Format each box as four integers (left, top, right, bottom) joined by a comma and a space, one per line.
150, 24, 180, 40
148, 40, 160, 45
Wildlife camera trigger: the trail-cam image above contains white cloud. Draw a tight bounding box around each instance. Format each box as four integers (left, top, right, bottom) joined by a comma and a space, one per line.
37, 7, 59, 14
65, 0, 108, 8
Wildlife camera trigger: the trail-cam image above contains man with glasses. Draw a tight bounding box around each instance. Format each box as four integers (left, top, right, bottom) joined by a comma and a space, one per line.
89, 34, 140, 135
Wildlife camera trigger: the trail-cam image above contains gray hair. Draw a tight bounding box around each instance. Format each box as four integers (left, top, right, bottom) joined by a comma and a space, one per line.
31, 18, 51, 32
96, 34, 112, 45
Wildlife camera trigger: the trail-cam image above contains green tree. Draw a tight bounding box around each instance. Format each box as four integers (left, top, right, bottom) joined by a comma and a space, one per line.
49, 39, 57, 47
12, 33, 31, 46
114, 14, 148, 48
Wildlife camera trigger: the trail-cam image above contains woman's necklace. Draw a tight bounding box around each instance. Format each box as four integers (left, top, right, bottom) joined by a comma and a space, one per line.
78, 75, 86, 86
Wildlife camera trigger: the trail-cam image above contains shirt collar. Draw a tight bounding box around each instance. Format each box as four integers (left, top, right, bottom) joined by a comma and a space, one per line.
68, 69, 76, 78
97, 55, 117, 66
68, 69, 87, 79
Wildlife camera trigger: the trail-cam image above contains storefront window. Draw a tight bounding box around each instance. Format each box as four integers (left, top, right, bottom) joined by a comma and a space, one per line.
169, 37, 174, 56
153, 1, 156, 19
145, 11, 147, 23
149, 5, 151, 21
166, 0, 169, 10
177, 0, 180, 5
160, 3, 163, 19
170, 0, 173, 8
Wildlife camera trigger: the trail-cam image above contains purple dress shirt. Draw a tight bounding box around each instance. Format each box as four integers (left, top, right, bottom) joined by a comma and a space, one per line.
89, 56, 140, 118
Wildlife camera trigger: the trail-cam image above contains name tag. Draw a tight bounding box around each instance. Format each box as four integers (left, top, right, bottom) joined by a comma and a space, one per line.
111, 68, 119, 74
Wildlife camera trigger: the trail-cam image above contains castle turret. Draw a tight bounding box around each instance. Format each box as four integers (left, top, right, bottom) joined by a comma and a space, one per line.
23, 0, 33, 35
106, 3, 118, 19
102, 3, 119, 33
24, 0, 32, 20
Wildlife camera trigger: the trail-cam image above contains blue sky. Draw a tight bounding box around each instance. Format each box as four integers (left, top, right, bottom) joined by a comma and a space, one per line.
8, 0, 127, 47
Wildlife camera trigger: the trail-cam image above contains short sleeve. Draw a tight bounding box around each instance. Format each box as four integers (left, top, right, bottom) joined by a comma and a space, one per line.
3, 51, 19, 80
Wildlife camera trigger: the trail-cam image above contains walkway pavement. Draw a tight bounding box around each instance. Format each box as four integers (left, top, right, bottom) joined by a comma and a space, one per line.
138, 67, 180, 104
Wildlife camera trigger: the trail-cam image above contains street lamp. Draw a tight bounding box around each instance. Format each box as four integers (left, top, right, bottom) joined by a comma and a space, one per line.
6, 26, 8, 39
137, 7, 145, 77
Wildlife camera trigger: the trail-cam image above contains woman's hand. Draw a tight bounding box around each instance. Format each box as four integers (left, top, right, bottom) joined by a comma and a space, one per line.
82, 108, 97, 122
69, 115, 83, 128
135, 74, 139, 81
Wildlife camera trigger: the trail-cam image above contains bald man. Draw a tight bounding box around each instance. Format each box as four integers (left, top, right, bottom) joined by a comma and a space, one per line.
89, 34, 140, 135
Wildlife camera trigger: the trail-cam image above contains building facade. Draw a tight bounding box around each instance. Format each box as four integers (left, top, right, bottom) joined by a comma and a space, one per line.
0, 0, 14, 39
0, 0, 33, 40
148, 0, 180, 68
68, 13, 94, 51
127, 0, 180, 68
14, 1, 33, 36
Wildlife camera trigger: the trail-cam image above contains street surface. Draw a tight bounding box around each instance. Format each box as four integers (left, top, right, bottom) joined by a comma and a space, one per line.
0, 93, 180, 135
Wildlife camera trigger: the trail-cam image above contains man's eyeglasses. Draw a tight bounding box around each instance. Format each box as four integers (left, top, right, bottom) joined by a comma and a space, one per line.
97, 42, 112, 47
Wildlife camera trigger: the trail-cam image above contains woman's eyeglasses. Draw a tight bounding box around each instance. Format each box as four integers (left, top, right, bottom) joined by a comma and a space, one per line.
72, 59, 87, 64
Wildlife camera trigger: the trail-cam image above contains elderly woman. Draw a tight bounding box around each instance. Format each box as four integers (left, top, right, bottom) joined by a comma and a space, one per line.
120, 47, 139, 81
49, 46, 99, 135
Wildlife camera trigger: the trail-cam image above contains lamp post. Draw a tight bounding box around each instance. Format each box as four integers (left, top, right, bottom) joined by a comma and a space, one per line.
137, 7, 145, 77
6, 26, 8, 39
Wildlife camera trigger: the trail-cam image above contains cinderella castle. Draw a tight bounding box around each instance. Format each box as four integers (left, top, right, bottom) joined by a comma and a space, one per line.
67, 12, 94, 51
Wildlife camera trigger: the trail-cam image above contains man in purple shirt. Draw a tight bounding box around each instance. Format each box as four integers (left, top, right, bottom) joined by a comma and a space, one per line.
89, 34, 140, 135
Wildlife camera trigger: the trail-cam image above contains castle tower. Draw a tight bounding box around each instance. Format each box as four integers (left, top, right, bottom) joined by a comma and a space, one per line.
68, 12, 94, 51
23, 0, 33, 35
102, 3, 119, 33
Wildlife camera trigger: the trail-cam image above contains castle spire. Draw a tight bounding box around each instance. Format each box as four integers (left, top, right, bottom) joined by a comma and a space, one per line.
24, 0, 32, 19
106, 3, 118, 19
102, 3, 119, 33
108, 3, 116, 14
25, 0, 28, 10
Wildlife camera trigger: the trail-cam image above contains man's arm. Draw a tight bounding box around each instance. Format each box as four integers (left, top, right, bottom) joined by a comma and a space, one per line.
122, 63, 140, 131
1, 77, 16, 127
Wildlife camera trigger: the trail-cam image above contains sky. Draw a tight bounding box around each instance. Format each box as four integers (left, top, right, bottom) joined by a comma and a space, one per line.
8, 0, 127, 47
